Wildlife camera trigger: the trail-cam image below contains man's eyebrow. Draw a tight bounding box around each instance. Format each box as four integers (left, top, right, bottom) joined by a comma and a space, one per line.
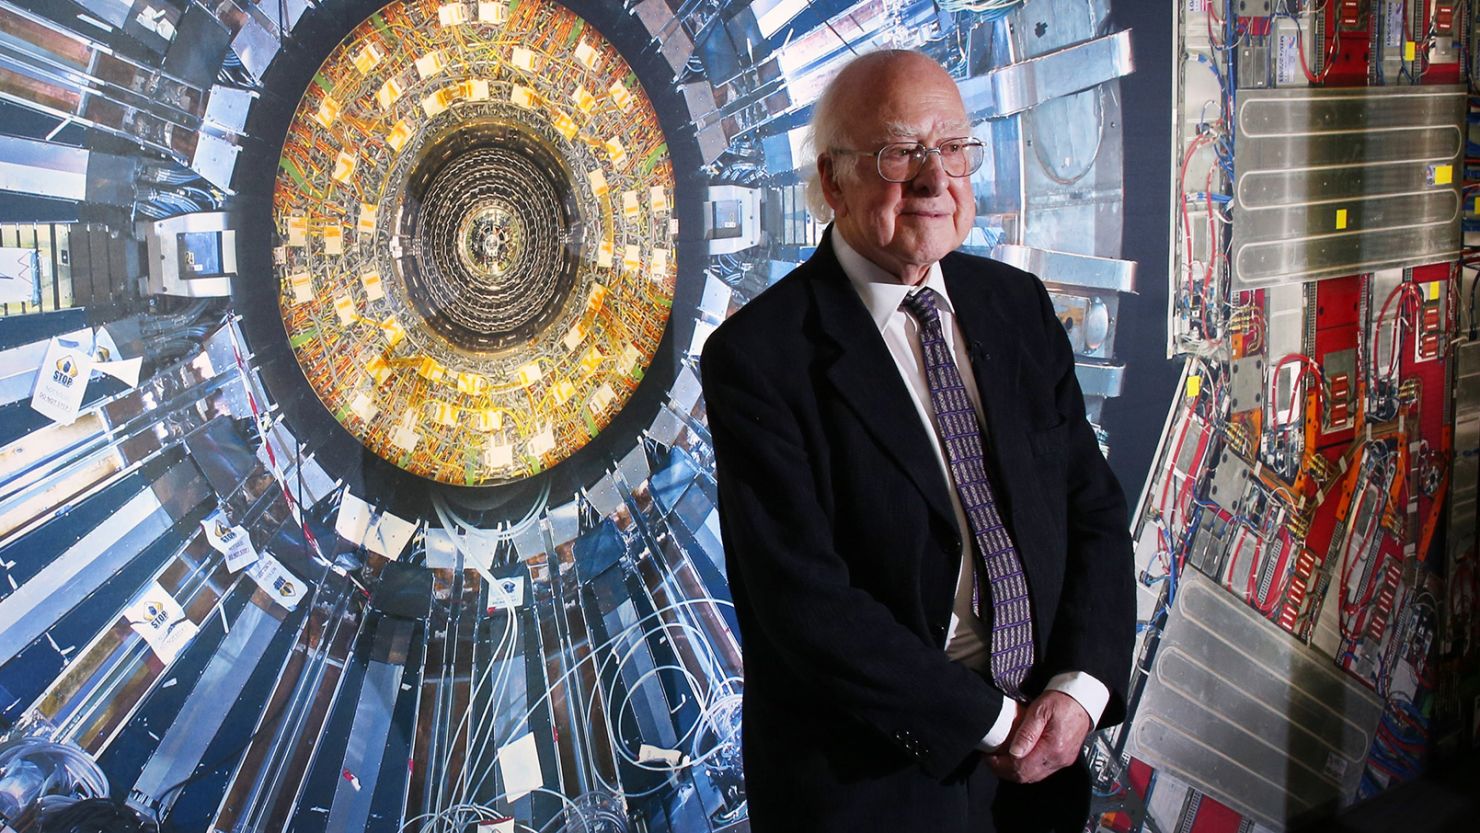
881, 121, 973, 139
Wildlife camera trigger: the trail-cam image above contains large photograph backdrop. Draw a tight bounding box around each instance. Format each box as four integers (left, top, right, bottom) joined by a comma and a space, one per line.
0, 0, 1473, 831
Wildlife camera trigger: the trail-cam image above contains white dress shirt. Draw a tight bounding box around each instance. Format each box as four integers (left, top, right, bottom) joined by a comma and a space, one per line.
833, 233, 1109, 751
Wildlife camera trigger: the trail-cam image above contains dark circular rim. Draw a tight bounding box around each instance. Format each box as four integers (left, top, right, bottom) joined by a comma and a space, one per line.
232, 0, 706, 522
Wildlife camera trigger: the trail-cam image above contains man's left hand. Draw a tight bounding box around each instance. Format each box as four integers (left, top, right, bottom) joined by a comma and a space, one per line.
983, 690, 1091, 784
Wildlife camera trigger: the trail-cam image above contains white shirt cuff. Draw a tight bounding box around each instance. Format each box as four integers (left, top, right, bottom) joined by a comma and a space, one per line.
977, 697, 1019, 751
975, 672, 1110, 752
1045, 671, 1110, 727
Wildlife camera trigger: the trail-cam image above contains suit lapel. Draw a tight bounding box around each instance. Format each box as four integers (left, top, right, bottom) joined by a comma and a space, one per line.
942, 255, 1022, 469
808, 237, 957, 527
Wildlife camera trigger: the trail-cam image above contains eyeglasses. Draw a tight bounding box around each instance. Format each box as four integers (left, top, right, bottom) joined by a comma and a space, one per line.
835, 138, 986, 183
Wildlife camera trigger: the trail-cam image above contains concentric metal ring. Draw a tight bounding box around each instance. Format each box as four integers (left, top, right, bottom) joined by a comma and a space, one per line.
401, 122, 579, 352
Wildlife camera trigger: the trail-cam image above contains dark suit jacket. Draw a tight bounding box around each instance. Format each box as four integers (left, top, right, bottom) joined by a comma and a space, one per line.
699, 230, 1135, 832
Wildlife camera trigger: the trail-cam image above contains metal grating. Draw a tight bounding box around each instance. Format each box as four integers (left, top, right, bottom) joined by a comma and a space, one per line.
1125, 571, 1383, 830
1231, 85, 1465, 288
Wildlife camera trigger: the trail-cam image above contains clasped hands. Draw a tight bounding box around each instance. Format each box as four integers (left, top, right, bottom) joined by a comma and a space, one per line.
983, 690, 1091, 784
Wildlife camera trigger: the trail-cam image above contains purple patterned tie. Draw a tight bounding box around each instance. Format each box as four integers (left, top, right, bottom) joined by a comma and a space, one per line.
901, 287, 1033, 700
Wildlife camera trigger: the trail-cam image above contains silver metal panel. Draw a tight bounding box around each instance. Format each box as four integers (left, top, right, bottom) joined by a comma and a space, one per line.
670, 364, 703, 414
190, 134, 241, 198
617, 444, 649, 490
423, 528, 458, 569
1206, 449, 1252, 514
696, 121, 729, 166
296, 455, 336, 504
1072, 361, 1123, 398
72, 0, 131, 28
649, 405, 684, 447
656, 27, 693, 77
679, 81, 717, 122
204, 85, 254, 133
512, 520, 545, 561
1450, 338, 1480, 553
1125, 572, 1383, 830
133, 599, 283, 803
147, 211, 235, 296
0, 488, 168, 665
0, 134, 87, 201
1231, 86, 1465, 288
960, 30, 1134, 119
585, 471, 622, 518
232, 12, 281, 81
1228, 356, 1266, 413
546, 499, 580, 547
995, 245, 1137, 293
325, 660, 403, 833
0, 370, 37, 404
698, 274, 733, 321
633, 0, 679, 43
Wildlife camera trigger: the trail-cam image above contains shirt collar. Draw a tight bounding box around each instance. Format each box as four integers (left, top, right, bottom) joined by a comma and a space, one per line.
833, 229, 956, 334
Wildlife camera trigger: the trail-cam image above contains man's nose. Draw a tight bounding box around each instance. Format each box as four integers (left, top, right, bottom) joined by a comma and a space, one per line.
910, 151, 949, 193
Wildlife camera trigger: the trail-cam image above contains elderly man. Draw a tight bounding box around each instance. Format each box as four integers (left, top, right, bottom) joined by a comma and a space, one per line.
699, 50, 1135, 831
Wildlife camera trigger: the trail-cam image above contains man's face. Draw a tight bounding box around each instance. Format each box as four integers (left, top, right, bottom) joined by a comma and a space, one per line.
820, 63, 976, 283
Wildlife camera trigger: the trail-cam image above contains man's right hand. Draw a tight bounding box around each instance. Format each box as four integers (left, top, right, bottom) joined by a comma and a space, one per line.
982, 690, 1090, 783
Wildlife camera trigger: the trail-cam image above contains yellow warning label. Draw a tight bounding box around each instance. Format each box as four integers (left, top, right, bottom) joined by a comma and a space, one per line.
1433, 164, 1453, 185
1335, 208, 1348, 230
1405, 41, 1417, 61
1186, 375, 1202, 398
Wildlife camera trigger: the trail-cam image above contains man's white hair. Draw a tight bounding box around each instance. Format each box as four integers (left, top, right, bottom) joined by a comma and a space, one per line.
802, 49, 942, 222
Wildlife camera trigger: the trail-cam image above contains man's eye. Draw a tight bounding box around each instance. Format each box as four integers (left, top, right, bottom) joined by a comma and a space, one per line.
885, 145, 917, 159
941, 141, 966, 154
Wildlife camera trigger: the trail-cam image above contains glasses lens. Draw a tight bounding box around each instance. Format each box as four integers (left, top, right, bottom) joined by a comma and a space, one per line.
876, 143, 918, 182
941, 140, 985, 177
875, 140, 984, 181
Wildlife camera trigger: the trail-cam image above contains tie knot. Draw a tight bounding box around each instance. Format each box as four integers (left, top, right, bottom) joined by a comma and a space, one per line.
900, 287, 941, 326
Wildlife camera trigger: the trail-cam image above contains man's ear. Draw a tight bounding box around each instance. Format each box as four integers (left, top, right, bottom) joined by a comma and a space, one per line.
818, 154, 844, 213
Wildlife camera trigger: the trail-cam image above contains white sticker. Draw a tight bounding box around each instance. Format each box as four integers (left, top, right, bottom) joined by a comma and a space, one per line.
91, 326, 120, 364
1275, 33, 1300, 86
30, 337, 92, 424
0, 246, 40, 304
202, 510, 260, 572
497, 731, 543, 801
1385, 1, 1404, 48
488, 576, 525, 609
637, 744, 685, 766
94, 357, 142, 388
246, 552, 304, 610
124, 581, 199, 664
93, 324, 140, 387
